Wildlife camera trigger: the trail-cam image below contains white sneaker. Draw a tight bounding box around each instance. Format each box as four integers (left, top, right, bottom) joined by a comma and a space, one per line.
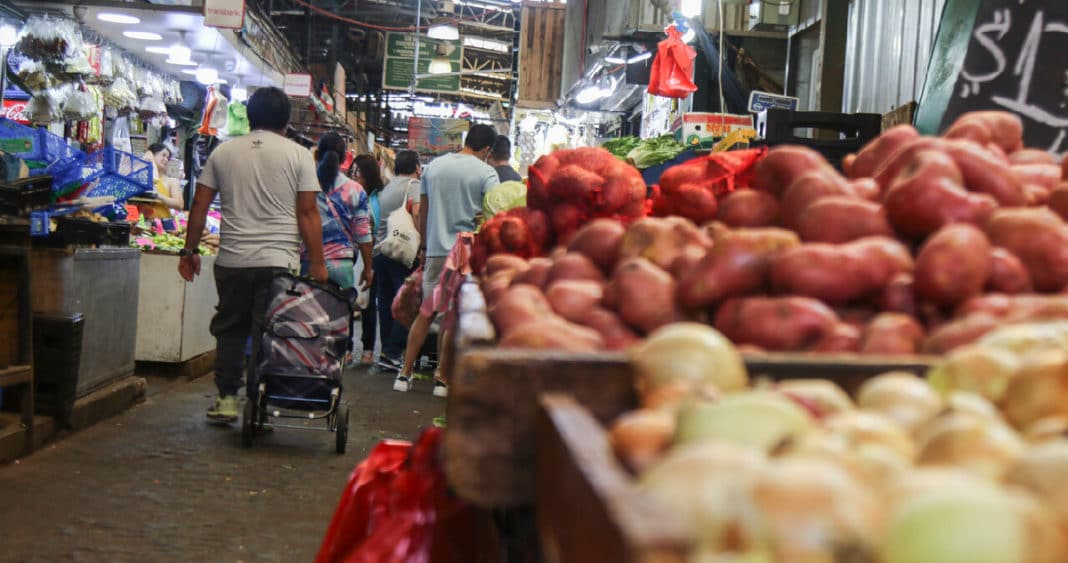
393, 374, 412, 393
433, 379, 449, 398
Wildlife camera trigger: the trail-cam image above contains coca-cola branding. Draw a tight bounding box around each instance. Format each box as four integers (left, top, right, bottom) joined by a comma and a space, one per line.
1, 100, 29, 124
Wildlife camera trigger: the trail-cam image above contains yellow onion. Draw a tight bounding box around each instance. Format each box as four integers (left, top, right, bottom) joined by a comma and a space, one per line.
882, 479, 1063, 563
747, 458, 883, 563
823, 410, 917, 461
674, 391, 813, 452
998, 349, 1068, 430
915, 412, 1024, 480
608, 408, 676, 473
775, 379, 854, 417
639, 443, 767, 552
778, 430, 911, 487
927, 345, 1021, 403
1005, 439, 1068, 539
856, 372, 943, 434
945, 390, 1004, 422
1022, 416, 1068, 444
630, 323, 748, 409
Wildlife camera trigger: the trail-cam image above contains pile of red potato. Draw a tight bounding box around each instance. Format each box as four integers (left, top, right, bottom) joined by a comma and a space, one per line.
478, 110, 1068, 355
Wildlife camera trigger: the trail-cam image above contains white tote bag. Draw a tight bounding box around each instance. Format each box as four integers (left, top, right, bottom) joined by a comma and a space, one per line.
376, 179, 421, 268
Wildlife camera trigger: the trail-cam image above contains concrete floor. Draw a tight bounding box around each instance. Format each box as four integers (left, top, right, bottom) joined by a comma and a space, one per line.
0, 367, 444, 563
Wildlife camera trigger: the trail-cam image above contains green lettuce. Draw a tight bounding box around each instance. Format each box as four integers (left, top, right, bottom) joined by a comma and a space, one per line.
626, 135, 688, 169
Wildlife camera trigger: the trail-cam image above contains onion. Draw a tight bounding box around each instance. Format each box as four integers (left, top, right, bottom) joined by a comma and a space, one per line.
608, 408, 676, 473
775, 379, 854, 418
823, 410, 917, 461
1005, 439, 1068, 539
630, 323, 749, 407
856, 372, 944, 434
778, 430, 911, 487
748, 458, 883, 562
882, 480, 1063, 563
999, 349, 1068, 430
639, 443, 767, 551
915, 412, 1024, 480
674, 391, 814, 451
946, 391, 1004, 422
927, 345, 1021, 403
1022, 416, 1068, 444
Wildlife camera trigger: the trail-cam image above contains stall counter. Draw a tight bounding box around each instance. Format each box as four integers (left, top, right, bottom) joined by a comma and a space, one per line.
135, 252, 217, 363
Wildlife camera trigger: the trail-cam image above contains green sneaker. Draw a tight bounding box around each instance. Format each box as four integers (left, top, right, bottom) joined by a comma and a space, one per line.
207, 395, 239, 423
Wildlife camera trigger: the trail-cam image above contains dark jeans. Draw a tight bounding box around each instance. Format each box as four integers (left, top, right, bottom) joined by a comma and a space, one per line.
210, 265, 287, 398
373, 253, 414, 360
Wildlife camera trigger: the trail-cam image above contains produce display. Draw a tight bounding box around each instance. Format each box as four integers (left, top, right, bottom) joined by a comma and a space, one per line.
475, 110, 1068, 356
602, 135, 688, 169
601, 322, 1068, 562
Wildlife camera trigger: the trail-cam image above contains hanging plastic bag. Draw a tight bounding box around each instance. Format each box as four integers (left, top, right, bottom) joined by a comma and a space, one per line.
315, 427, 499, 563
648, 25, 698, 99
226, 102, 250, 137
392, 267, 423, 330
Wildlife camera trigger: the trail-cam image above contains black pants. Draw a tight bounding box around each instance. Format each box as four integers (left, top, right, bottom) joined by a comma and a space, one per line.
210, 265, 287, 397
361, 278, 377, 353
373, 253, 414, 360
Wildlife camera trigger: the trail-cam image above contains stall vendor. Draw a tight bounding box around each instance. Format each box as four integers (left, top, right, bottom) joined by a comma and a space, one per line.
139, 143, 184, 220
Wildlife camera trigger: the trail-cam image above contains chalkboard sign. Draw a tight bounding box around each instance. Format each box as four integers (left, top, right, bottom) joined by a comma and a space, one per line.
917, 0, 1068, 154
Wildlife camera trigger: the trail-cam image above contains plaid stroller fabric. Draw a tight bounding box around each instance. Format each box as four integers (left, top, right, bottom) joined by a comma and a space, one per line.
259, 274, 354, 409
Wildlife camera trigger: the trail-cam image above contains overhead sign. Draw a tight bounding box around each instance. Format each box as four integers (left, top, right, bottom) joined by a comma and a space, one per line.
204, 0, 246, 29
748, 90, 800, 113
283, 73, 312, 97
382, 33, 463, 94
408, 117, 469, 156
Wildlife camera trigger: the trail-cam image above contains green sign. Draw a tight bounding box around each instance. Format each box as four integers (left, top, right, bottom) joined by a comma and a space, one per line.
382, 32, 463, 94
0, 138, 33, 154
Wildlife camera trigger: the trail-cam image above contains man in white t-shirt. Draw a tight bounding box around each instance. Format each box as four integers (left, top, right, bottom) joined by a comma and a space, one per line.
179, 87, 327, 424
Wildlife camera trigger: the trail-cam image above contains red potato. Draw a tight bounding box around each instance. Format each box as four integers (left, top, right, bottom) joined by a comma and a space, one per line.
779, 170, 857, 229
751, 145, 833, 195
566, 219, 626, 273
498, 316, 604, 352
714, 296, 840, 351
796, 197, 894, 243
546, 252, 605, 285
811, 323, 862, 353
669, 245, 706, 281
835, 307, 878, 332
849, 178, 882, 201
716, 189, 781, 227
986, 248, 1033, 294
580, 307, 641, 350
607, 257, 682, 334
618, 216, 713, 272
484, 254, 530, 278
483, 270, 519, 305
880, 273, 917, 317
1049, 185, 1068, 221
511, 257, 552, 289
769, 237, 913, 305
1009, 149, 1057, 166
677, 228, 801, 309
914, 224, 992, 306
861, 313, 924, 355
957, 294, 1068, 323
846, 125, 921, 180
548, 202, 587, 245
986, 208, 1068, 292
1063, 152, 1068, 179
946, 140, 1027, 206
943, 111, 1025, 154
489, 285, 554, 336
922, 313, 1000, 354
883, 150, 998, 239
1012, 164, 1061, 193
545, 279, 604, 323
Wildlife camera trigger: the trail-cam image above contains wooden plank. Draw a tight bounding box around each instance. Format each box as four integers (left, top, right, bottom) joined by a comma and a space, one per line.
0, 365, 32, 387
536, 394, 689, 563
518, 3, 567, 104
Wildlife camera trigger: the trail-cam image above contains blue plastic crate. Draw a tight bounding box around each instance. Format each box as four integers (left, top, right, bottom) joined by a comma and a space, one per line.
0, 117, 45, 163
54, 147, 153, 202
0, 118, 86, 179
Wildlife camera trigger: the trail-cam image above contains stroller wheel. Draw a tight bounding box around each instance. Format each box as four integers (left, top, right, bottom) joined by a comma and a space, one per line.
335, 405, 350, 454
242, 400, 255, 448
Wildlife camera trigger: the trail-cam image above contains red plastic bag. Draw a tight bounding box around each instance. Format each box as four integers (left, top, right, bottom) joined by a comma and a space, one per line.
315, 427, 499, 563
391, 267, 424, 329
647, 25, 698, 98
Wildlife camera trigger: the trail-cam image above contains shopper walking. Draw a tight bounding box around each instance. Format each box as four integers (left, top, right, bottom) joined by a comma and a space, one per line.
394, 124, 500, 397
179, 87, 327, 423
371, 150, 421, 373
489, 135, 521, 182
351, 154, 384, 364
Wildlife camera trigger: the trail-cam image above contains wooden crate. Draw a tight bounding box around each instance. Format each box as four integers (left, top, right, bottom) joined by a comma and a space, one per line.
445, 281, 936, 509
535, 393, 689, 563
518, 2, 566, 104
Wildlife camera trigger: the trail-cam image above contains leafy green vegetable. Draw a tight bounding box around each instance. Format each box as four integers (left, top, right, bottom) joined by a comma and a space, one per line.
626, 135, 688, 169
602, 136, 641, 159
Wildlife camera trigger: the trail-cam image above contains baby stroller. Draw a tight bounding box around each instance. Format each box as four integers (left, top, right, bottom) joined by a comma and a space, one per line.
243, 273, 355, 453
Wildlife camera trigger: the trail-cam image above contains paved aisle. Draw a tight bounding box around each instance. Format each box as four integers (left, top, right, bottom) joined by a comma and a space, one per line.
0, 368, 442, 562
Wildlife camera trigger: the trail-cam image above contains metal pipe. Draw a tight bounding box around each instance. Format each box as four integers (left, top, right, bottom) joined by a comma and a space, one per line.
411, 0, 422, 96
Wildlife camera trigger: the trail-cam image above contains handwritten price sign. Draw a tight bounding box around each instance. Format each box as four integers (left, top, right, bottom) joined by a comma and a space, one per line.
941, 1, 1068, 154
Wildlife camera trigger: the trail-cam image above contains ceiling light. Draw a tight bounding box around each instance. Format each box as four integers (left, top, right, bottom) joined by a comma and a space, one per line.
97, 13, 141, 25
166, 58, 198, 66
123, 31, 163, 41
427, 23, 459, 41
604, 57, 626, 65
145, 46, 171, 54
575, 84, 606, 105
680, 0, 702, 18
180, 69, 197, 75
195, 67, 218, 84
428, 57, 452, 75
0, 24, 17, 49
627, 51, 653, 64
169, 44, 192, 63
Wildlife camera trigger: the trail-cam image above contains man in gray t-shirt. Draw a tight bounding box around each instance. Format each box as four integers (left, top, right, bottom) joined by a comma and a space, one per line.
394, 125, 500, 397
179, 87, 327, 424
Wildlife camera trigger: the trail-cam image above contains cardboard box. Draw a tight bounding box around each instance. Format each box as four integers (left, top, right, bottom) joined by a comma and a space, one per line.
673, 112, 757, 149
